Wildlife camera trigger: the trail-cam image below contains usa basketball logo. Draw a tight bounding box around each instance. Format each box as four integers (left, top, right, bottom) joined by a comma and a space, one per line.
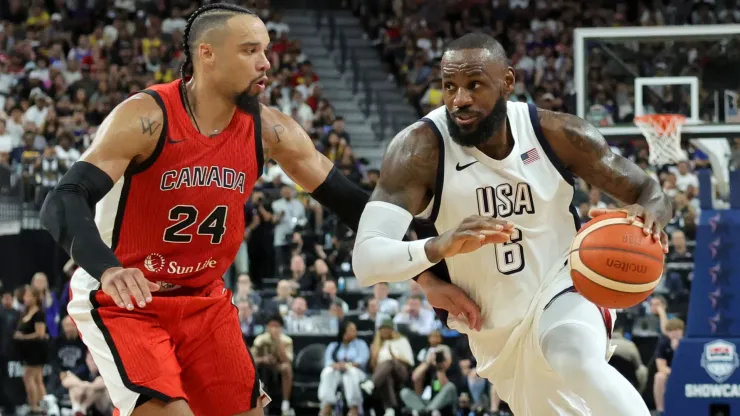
144, 253, 166, 273
700, 339, 740, 383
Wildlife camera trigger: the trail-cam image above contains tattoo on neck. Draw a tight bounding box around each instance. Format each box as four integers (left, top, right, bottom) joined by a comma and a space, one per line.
140, 117, 161, 136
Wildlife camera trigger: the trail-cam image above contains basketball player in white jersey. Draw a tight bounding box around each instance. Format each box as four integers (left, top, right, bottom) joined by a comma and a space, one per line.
352, 33, 671, 415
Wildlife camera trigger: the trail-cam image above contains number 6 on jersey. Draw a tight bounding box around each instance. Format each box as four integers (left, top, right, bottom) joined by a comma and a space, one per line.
163, 205, 228, 244
495, 228, 524, 274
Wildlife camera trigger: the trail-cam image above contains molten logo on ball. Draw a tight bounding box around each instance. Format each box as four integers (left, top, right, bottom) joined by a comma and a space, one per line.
606, 259, 647, 274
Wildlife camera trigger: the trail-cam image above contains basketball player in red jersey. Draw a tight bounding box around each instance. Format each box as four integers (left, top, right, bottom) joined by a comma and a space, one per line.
39, 4, 483, 416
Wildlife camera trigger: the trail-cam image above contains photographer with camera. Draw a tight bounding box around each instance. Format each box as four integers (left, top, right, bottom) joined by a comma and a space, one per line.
401, 330, 457, 416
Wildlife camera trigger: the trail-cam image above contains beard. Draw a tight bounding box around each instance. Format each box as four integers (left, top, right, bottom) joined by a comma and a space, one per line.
235, 75, 265, 113
446, 96, 508, 147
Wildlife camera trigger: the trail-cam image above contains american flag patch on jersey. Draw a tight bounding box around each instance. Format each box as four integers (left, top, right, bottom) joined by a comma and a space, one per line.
521, 148, 540, 165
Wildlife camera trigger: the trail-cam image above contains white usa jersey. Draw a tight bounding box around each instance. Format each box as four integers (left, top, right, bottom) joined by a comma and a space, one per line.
417, 102, 581, 363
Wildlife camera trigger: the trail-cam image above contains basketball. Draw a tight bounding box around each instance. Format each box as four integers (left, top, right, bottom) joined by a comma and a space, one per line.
569, 212, 665, 309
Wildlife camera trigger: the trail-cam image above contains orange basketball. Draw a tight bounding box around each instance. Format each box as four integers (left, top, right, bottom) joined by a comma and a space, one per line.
569, 212, 665, 309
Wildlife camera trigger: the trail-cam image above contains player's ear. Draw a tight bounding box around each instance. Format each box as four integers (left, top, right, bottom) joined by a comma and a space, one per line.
504, 67, 516, 96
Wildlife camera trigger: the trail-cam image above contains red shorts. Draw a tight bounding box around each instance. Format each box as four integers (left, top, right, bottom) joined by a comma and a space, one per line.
68, 270, 260, 416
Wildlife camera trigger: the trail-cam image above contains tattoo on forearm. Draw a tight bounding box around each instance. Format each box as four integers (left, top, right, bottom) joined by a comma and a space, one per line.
140, 117, 161, 136
272, 125, 285, 143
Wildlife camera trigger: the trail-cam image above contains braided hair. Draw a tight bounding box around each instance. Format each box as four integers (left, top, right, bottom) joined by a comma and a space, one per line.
180, 3, 257, 130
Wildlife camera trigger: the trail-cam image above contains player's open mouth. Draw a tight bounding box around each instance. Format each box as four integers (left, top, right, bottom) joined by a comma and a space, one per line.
455, 114, 478, 125
255, 77, 268, 91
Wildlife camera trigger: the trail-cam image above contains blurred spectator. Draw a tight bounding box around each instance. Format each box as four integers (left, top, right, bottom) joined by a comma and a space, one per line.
252, 314, 294, 416
362, 319, 414, 415
372, 282, 400, 316
400, 280, 430, 309
13, 285, 48, 414
673, 161, 698, 192
234, 273, 262, 312
653, 318, 685, 415
393, 295, 438, 336
287, 254, 308, 292
54, 132, 80, 168
359, 298, 391, 329
318, 321, 369, 416
268, 279, 295, 317
272, 184, 307, 275
238, 299, 258, 338
284, 297, 314, 334
313, 280, 349, 312
60, 351, 113, 415
609, 324, 648, 395
412, 331, 452, 395
329, 298, 347, 334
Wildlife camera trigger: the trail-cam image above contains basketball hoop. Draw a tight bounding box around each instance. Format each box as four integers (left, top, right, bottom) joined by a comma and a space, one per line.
634, 114, 687, 166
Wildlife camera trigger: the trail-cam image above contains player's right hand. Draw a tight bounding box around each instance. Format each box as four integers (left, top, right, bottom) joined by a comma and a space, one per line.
100, 267, 160, 310
424, 215, 514, 263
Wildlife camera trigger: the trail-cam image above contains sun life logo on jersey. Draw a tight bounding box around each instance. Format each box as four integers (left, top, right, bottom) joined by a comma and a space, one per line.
144, 253, 166, 273
701, 339, 740, 383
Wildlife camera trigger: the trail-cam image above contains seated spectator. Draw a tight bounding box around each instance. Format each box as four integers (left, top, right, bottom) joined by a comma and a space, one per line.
362, 319, 414, 415
393, 295, 438, 336
653, 318, 685, 416
312, 280, 349, 312
329, 298, 347, 334
399, 280, 430, 309
359, 298, 391, 329
53, 316, 88, 380
287, 254, 309, 292
238, 299, 258, 337
60, 351, 113, 415
412, 331, 452, 394
234, 273, 262, 311
267, 279, 295, 317
372, 282, 399, 316
668, 230, 693, 263
252, 315, 294, 416
318, 321, 370, 416
285, 297, 315, 333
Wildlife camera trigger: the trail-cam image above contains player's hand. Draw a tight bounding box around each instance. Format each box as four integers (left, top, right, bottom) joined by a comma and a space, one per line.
424, 215, 514, 263
589, 205, 669, 253
417, 271, 482, 331
100, 267, 160, 310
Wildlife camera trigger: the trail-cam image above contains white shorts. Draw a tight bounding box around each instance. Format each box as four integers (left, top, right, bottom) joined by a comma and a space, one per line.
462, 264, 616, 416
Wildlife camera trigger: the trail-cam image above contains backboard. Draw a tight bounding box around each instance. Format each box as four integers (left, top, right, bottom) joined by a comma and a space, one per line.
574, 23, 739, 193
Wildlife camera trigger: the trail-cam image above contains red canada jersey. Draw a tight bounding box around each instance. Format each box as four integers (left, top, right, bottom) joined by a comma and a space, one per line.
95, 79, 262, 289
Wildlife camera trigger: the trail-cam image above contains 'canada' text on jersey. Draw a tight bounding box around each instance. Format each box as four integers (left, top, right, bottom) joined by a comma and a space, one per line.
94, 80, 263, 288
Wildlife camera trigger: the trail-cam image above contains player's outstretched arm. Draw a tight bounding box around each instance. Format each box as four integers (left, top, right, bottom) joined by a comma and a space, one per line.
352, 123, 513, 287
538, 109, 672, 242
260, 105, 369, 232
39, 93, 162, 309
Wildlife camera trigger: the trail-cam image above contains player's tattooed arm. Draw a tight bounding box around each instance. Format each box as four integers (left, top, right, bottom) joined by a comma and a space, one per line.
370, 123, 439, 215
538, 109, 672, 226
259, 104, 336, 191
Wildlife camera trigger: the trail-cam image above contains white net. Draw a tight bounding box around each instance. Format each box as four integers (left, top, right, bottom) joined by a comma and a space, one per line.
634, 114, 687, 166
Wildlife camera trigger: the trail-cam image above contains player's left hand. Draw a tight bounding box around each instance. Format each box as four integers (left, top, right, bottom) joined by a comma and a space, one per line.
589, 205, 669, 253
417, 271, 482, 331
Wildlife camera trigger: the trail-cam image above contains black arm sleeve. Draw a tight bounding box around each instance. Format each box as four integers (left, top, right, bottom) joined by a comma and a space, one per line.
39, 161, 122, 281
309, 166, 370, 232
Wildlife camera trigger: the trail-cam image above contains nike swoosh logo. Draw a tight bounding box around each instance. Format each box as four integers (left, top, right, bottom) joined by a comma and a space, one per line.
168, 137, 186, 144
456, 161, 478, 171
408, 244, 412, 261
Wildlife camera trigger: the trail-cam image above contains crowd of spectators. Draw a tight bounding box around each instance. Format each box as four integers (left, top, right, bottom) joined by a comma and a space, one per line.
0, 0, 726, 415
